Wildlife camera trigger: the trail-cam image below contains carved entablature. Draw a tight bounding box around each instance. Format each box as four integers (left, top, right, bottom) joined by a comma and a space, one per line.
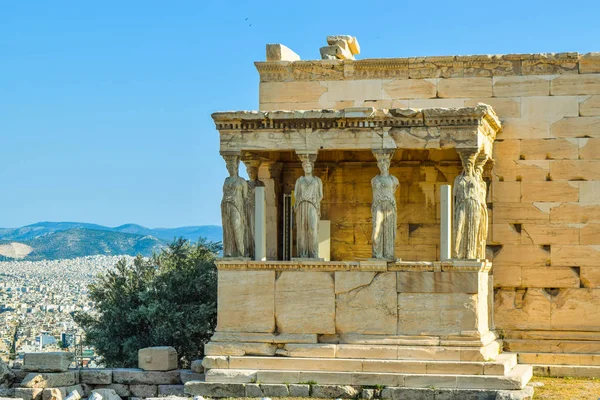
255, 52, 582, 81
212, 105, 501, 158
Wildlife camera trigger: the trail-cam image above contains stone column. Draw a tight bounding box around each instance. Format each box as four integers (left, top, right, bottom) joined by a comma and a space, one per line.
258, 162, 282, 260
440, 184, 452, 261
254, 186, 267, 261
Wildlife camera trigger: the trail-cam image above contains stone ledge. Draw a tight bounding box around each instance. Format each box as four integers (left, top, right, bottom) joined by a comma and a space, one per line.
185, 381, 534, 399
216, 258, 493, 272
255, 52, 586, 81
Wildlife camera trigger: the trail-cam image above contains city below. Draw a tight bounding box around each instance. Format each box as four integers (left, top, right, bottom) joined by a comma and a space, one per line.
0, 255, 138, 366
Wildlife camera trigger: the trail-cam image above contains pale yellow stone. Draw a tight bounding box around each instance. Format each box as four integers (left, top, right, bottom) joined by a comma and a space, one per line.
202, 356, 229, 369
259, 81, 326, 104
493, 265, 522, 287
383, 79, 436, 99
520, 138, 579, 160
204, 342, 277, 356
580, 267, 600, 288
493, 203, 550, 223
397, 346, 461, 361
326, 80, 383, 103
492, 76, 550, 97
362, 359, 427, 374
217, 270, 275, 333
335, 272, 397, 334
551, 116, 600, 138
521, 181, 579, 202
491, 223, 521, 245
580, 95, 600, 116
493, 160, 550, 182
581, 224, 600, 245
205, 369, 257, 383
396, 271, 480, 294
520, 223, 580, 245
397, 293, 479, 335
550, 203, 600, 224
551, 74, 600, 95
437, 78, 492, 98
580, 138, 600, 159
266, 44, 300, 62
494, 288, 551, 330
551, 245, 600, 267
580, 53, 600, 74
493, 244, 550, 267
138, 347, 177, 371
334, 271, 375, 294
578, 181, 600, 203
551, 289, 600, 330
491, 181, 520, 203
426, 361, 483, 375
500, 96, 579, 140
492, 139, 521, 161
464, 98, 520, 118
256, 370, 300, 384
229, 356, 360, 372
275, 271, 335, 334
550, 160, 600, 180
297, 371, 353, 385
408, 98, 465, 109
521, 267, 580, 288
335, 344, 397, 359
282, 344, 336, 358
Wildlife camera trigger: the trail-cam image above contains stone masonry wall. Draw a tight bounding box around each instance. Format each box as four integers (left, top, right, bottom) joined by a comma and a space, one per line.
7, 367, 203, 400
254, 53, 600, 342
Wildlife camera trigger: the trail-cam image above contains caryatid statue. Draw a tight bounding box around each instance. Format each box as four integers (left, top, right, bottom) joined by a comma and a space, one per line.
453, 151, 487, 260
475, 158, 489, 260
294, 153, 323, 259
371, 150, 399, 259
221, 154, 248, 258
243, 160, 263, 259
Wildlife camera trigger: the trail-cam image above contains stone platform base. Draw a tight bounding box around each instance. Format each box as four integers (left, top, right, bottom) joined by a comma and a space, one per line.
185, 381, 535, 399
200, 353, 532, 390
533, 364, 600, 378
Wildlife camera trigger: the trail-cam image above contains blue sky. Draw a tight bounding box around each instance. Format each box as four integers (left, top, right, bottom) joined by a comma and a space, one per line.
1, 1, 599, 228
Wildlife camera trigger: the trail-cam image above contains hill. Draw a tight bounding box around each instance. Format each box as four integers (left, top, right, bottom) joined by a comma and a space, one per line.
0, 222, 222, 243
0, 222, 223, 261
0, 228, 165, 261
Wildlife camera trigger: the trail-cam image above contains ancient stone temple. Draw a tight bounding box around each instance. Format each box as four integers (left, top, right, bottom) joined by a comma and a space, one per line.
189, 38, 600, 398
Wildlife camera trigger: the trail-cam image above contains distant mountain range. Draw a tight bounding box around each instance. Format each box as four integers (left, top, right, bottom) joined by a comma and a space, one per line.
0, 222, 222, 261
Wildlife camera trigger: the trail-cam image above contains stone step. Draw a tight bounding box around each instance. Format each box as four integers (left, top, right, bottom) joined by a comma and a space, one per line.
204, 364, 533, 390
206, 340, 502, 362
519, 352, 600, 366
220, 354, 516, 376
532, 364, 600, 378
505, 338, 600, 354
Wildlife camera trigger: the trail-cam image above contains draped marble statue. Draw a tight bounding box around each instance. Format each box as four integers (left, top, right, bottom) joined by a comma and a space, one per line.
371, 150, 399, 259
221, 154, 248, 258
475, 161, 489, 260
453, 151, 487, 260
244, 161, 263, 259
294, 153, 323, 259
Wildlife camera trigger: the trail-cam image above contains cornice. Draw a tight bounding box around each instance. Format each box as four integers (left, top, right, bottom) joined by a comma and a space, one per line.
255, 52, 587, 81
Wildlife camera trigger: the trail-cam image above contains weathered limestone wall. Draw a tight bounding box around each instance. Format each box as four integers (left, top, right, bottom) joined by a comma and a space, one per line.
255, 53, 600, 346
215, 265, 492, 341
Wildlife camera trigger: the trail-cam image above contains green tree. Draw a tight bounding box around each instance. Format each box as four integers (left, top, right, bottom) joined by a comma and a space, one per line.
74, 238, 219, 368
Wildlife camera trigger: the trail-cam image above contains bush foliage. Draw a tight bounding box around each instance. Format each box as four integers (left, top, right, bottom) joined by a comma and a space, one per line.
74, 238, 219, 368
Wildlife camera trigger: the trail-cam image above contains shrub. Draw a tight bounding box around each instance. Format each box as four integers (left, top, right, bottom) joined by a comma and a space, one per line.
74, 238, 219, 368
